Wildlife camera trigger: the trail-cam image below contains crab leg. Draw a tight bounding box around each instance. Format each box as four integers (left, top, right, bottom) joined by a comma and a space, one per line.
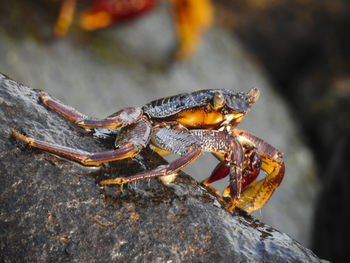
99, 147, 201, 185
12, 119, 152, 165
206, 146, 262, 194
54, 0, 77, 37
40, 93, 142, 129
100, 127, 202, 185
190, 130, 244, 198
234, 130, 285, 213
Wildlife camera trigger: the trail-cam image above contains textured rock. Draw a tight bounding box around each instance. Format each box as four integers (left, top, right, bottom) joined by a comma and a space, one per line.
0, 73, 324, 262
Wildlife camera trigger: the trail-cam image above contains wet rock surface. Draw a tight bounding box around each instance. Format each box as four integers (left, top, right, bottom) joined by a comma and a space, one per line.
0, 74, 324, 262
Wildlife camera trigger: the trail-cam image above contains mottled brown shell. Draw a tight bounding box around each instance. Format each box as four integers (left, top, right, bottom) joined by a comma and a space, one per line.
142, 89, 254, 119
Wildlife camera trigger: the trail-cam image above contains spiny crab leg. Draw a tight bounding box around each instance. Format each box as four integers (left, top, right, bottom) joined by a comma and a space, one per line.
40, 93, 142, 129
207, 146, 262, 196
100, 127, 203, 185
99, 147, 201, 185
234, 129, 285, 213
12, 119, 152, 166
190, 130, 244, 199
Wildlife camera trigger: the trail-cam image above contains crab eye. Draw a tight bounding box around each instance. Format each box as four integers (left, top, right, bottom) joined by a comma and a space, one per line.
213, 92, 225, 109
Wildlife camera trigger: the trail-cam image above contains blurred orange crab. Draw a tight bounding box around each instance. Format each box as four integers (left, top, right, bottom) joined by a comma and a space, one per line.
54, 0, 213, 60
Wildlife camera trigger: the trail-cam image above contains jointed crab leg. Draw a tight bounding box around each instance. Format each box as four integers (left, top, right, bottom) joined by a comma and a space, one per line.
54, 0, 77, 37
40, 93, 142, 129
190, 129, 244, 198
234, 130, 285, 213
100, 147, 201, 185
12, 119, 152, 166
207, 146, 262, 195
100, 127, 203, 185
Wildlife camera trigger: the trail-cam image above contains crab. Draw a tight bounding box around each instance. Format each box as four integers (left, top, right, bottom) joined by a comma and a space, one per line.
12, 88, 284, 213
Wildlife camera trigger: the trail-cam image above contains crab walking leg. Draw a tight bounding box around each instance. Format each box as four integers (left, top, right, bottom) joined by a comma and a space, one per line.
40, 93, 142, 129
100, 128, 203, 185
234, 130, 285, 213
12, 119, 152, 165
208, 146, 262, 195
190, 130, 244, 198
54, 0, 77, 37
99, 148, 201, 185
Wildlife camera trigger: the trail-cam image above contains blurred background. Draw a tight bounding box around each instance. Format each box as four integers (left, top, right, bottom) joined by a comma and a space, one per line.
0, 1, 349, 262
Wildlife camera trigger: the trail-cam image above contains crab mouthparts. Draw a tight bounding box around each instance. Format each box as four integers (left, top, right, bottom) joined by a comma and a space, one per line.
222, 112, 245, 127
225, 113, 243, 122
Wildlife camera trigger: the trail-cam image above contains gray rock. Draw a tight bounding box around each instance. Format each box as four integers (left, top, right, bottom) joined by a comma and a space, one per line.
0, 74, 325, 262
